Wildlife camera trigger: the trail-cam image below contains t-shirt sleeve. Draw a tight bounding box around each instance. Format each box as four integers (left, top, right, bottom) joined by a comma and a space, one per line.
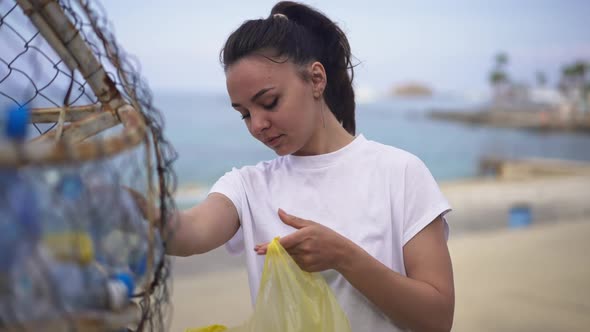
209, 168, 245, 255
402, 155, 452, 245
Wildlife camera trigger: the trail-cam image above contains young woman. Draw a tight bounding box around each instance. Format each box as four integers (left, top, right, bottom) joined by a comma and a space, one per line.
167, 2, 454, 331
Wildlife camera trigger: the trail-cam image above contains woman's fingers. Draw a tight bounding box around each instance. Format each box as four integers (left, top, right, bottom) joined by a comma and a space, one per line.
254, 243, 268, 254
278, 208, 314, 229
123, 186, 162, 226
279, 227, 312, 249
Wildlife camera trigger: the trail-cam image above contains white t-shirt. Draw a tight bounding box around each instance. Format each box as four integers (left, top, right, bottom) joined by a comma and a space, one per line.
210, 134, 451, 332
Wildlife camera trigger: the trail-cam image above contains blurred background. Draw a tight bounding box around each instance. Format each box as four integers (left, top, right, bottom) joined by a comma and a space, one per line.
99, 0, 590, 330
97, 0, 590, 196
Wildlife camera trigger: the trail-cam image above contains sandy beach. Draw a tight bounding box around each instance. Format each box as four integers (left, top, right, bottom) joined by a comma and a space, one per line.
167, 176, 590, 331
450, 218, 590, 331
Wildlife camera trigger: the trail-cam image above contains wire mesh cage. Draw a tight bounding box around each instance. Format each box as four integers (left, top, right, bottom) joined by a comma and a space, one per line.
1, 0, 177, 331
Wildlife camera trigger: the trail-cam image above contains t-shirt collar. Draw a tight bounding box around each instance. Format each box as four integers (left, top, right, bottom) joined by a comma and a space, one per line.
285, 134, 366, 169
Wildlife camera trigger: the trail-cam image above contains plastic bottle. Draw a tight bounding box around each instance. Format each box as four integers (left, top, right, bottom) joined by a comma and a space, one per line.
0, 187, 45, 325
119, 188, 164, 284
39, 170, 96, 265
0, 177, 45, 324
93, 185, 164, 288
4, 245, 53, 324
43, 168, 164, 292
47, 260, 135, 312
0, 182, 30, 325
0, 104, 36, 248
0, 104, 44, 325
6, 246, 134, 325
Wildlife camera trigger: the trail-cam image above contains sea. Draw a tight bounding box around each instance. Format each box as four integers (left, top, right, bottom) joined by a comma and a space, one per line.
153, 91, 590, 207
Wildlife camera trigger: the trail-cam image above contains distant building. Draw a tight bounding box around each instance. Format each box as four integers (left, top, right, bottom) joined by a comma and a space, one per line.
391, 82, 433, 97
493, 82, 530, 106
529, 88, 565, 105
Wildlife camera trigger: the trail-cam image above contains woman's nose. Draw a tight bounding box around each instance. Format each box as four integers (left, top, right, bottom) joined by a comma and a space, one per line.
250, 112, 271, 135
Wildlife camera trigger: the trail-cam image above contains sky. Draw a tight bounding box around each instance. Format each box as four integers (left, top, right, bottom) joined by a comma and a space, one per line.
99, 0, 590, 97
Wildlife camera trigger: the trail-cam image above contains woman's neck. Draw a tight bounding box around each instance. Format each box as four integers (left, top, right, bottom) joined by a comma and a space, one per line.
292, 106, 355, 156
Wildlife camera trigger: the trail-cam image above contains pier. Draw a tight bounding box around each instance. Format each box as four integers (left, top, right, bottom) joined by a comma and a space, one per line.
430, 110, 590, 133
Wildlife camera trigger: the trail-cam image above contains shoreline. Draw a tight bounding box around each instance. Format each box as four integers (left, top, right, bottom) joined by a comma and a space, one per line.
429, 109, 590, 134
173, 172, 590, 239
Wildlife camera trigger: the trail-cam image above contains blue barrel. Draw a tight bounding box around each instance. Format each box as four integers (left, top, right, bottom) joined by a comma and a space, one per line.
509, 204, 532, 228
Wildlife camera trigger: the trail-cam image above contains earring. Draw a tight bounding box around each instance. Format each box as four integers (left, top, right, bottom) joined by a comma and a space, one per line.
320, 99, 326, 129
314, 91, 320, 99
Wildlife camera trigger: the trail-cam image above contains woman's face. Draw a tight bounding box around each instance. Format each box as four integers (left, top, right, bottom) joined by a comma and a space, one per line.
225, 55, 321, 156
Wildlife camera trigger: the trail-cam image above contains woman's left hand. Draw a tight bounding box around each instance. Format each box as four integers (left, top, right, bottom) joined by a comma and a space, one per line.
254, 208, 354, 272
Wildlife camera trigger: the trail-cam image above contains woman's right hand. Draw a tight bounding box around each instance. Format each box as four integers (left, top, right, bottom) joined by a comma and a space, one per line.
123, 186, 161, 227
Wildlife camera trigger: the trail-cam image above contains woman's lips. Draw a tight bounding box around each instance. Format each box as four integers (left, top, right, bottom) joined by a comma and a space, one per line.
266, 134, 283, 147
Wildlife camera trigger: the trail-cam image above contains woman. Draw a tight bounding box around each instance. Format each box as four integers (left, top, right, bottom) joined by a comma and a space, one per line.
167, 2, 454, 331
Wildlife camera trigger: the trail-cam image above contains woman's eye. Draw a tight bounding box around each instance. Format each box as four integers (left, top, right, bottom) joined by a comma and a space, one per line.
241, 113, 250, 120
262, 97, 278, 110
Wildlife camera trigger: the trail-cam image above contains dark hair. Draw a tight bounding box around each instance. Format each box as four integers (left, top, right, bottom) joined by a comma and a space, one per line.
221, 1, 356, 135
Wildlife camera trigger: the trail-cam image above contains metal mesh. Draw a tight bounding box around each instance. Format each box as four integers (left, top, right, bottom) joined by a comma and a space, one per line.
1, 1, 97, 135
0, 1, 178, 331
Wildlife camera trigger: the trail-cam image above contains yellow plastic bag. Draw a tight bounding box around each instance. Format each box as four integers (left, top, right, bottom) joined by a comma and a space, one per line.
186, 237, 351, 332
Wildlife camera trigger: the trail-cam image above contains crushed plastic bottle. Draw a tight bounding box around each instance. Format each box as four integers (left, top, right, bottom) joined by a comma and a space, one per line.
98, 186, 165, 287
47, 259, 135, 312
4, 245, 134, 325
38, 167, 164, 291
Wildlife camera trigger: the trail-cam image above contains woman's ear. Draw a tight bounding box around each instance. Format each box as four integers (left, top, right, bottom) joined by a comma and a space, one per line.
310, 61, 327, 98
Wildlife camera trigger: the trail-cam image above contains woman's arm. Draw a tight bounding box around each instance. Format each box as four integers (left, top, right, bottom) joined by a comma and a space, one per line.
128, 188, 240, 257
167, 193, 241, 256
338, 216, 454, 332
255, 210, 454, 332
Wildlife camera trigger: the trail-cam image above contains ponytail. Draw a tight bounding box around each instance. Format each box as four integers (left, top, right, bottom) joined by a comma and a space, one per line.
221, 1, 356, 135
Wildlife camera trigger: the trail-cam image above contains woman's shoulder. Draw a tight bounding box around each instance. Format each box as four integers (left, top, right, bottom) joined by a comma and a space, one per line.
224, 157, 286, 179
361, 136, 423, 168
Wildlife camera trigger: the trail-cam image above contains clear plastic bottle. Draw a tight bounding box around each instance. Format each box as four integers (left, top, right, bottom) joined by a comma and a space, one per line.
0, 104, 37, 246
93, 185, 165, 289
0, 104, 42, 325
0, 175, 46, 325
47, 259, 134, 312
42, 168, 164, 293
5, 245, 53, 324
0, 180, 25, 325
6, 246, 134, 325
118, 188, 164, 284
39, 170, 96, 265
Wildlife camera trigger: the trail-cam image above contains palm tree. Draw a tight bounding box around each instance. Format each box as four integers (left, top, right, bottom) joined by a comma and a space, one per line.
559, 61, 589, 114
495, 53, 508, 68
489, 52, 511, 106
535, 71, 547, 87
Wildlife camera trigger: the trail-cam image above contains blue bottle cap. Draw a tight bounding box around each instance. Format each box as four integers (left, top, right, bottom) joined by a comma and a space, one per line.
112, 272, 135, 298
58, 174, 83, 199
6, 105, 30, 140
